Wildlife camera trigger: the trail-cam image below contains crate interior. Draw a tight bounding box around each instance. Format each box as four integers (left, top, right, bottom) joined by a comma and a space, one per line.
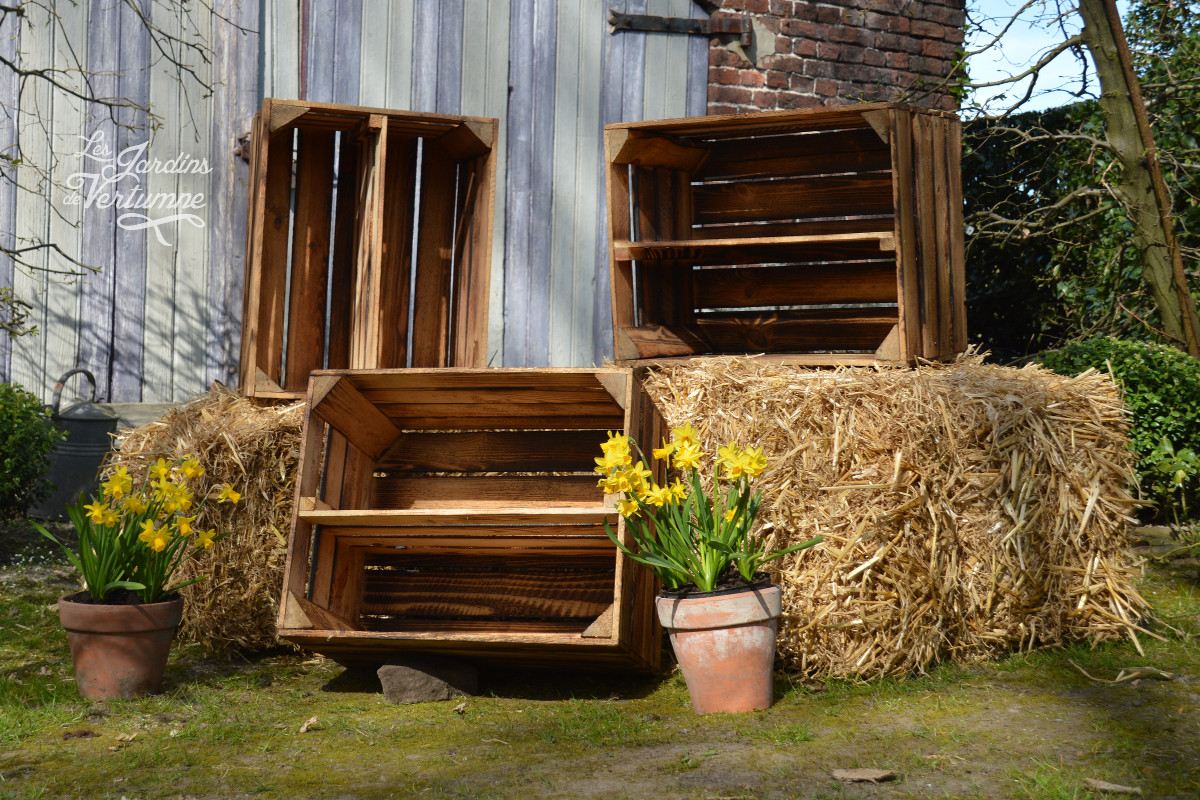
293, 370, 643, 635
609, 109, 905, 361
243, 101, 493, 398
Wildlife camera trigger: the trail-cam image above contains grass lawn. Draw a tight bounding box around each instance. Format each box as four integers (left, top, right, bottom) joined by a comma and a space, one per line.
2, 521, 1199, 800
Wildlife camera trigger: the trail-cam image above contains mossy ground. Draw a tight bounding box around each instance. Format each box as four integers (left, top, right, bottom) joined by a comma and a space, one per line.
2, 521, 1199, 800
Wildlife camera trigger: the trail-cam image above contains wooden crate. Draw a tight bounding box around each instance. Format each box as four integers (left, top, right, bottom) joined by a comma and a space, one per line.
277, 368, 664, 671
604, 103, 966, 365
240, 99, 497, 399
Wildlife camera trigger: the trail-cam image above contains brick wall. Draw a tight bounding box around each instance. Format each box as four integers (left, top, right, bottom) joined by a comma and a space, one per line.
707, 0, 966, 114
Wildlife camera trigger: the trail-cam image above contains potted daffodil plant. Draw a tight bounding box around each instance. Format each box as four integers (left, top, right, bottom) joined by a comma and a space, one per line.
35, 456, 240, 700
597, 425, 820, 713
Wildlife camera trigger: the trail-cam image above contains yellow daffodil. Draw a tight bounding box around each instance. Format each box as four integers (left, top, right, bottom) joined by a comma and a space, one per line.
644, 483, 673, 507
739, 445, 767, 477
83, 500, 107, 524
124, 496, 148, 514
100, 509, 119, 527
599, 432, 632, 466
616, 497, 639, 517
668, 479, 687, 503
594, 449, 629, 474
724, 508, 740, 523
217, 484, 241, 504
597, 473, 624, 495
101, 467, 132, 500
180, 456, 204, 478
196, 528, 217, 549
149, 458, 171, 481
139, 520, 168, 552
671, 423, 699, 445
652, 439, 676, 460
672, 440, 704, 471
175, 515, 195, 536
716, 443, 747, 479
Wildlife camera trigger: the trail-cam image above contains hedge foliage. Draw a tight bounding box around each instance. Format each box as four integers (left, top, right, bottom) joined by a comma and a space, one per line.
0, 383, 62, 521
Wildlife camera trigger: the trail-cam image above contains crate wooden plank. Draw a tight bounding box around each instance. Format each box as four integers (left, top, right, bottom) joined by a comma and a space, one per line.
692, 263, 898, 309
614, 233, 895, 264
284, 128, 336, 390
914, 113, 940, 359
411, 141, 458, 367
377, 430, 610, 472
326, 133, 360, 370
692, 173, 895, 226
248, 115, 294, 392
890, 108, 921, 363
947, 117, 968, 354
932, 116, 954, 360
371, 475, 604, 509
295, 507, 615, 526
694, 127, 891, 181
310, 375, 402, 461
451, 149, 494, 366
351, 115, 388, 368
376, 133, 419, 369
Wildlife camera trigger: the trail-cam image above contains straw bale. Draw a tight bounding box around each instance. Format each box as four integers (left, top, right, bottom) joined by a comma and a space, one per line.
641, 353, 1151, 679
108, 385, 304, 655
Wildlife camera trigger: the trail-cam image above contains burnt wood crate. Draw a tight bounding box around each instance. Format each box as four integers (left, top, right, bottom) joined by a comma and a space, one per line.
277, 368, 665, 671
240, 99, 497, 399
604, 103, 966, 365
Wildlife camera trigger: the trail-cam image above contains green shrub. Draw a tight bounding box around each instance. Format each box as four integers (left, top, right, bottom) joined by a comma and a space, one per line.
0, 383, 62, 521
1039, 337, 1200, 521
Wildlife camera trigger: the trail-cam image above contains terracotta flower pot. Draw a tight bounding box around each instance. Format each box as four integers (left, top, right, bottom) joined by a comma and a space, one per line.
656, 580, 782, 714
57, 592, 183, 700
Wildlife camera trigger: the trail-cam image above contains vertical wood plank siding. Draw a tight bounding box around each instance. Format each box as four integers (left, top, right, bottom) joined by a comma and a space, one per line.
3, 0, 700, 401
0, 9, 17, 378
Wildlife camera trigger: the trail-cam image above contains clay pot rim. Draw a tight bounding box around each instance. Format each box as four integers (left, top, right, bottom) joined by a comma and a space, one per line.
60, 590, 182, 607
658, 572, 772, 601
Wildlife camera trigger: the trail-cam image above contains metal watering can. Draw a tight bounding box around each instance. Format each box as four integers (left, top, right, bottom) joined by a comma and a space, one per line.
31, 369, 119, 520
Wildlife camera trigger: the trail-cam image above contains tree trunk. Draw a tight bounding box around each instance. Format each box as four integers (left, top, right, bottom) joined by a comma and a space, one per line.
1077, 0, 1200, 354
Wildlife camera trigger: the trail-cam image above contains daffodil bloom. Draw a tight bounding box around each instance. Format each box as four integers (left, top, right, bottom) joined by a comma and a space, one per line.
644, 483, 673, 507
616, 497, 639, 517
671, 422, 700, 445
672, 440, 704, 471
149, 458, 171, 481
139, 520, 168, 552
593, 449, 629, 474
180, 457, 204, 478
716, 443, 746, 479
101, 467, 132, 500
175, 515, 195, 536
626, 460, 652, 486
599, 432, 632, 467
124, 496, 148, 514
739, 445, 767, 477
217, 484, 241, 504
652, 439, 676, 460
668, 479, 687, 503
597, 473, 624, 495
83, 500, 108, 524
196, 528, 217, 549
724, 508, 739, 523
100, 509, 119, 527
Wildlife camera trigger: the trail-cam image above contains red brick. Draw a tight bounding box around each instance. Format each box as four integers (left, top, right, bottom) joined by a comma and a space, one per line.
817, 42, 842, 60
867, 12, 908, 34
815, 5, 840, 24
885, 51, 910, 69
831, 25, 875, 46
766, 69, 788, 89
863, 48, 887, 67
712, 85, 754, 105
710, 48, 745, 68
911, 19, 945, 38
752, 90, 780, 108
802, 59, 836, 78
788, 73, 815, 93
740, 70, 767, 88
766, 53, 804, 72
792, 38, 818, 57
781, 18, 824, 38
778, 93, 822, 110
814, 78, 839, 97
922, 39, 960, 60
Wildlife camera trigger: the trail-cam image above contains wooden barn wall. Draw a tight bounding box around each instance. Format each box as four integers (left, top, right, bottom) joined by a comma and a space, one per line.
1, 0, 259, 403
1, 0, 704, 402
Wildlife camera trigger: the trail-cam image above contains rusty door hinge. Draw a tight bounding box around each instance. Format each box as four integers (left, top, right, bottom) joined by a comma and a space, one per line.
608, 10, 752, 45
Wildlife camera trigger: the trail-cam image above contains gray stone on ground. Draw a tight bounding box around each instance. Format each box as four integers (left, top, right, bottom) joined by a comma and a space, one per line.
377, 656, 478, 704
